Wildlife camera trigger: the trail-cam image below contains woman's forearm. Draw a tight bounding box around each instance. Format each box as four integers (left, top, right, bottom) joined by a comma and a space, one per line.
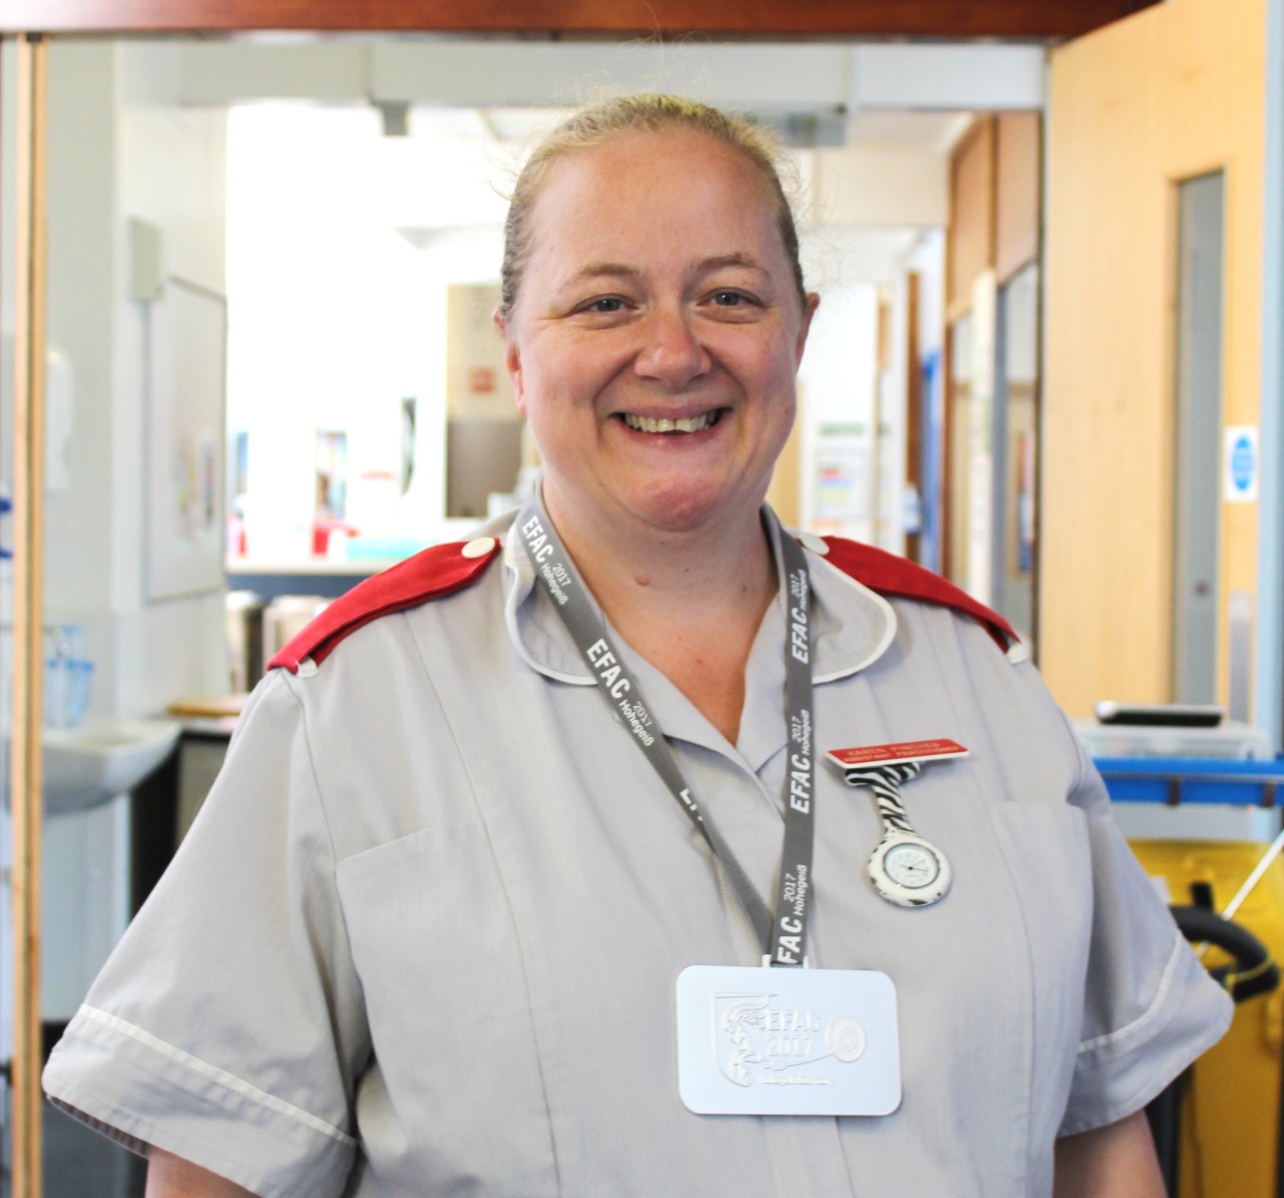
146, 1147, 257, 1198
1053, 1109, 1166, 1198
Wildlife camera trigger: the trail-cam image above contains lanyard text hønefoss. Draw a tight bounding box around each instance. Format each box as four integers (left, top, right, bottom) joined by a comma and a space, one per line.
518, 504, 816, 967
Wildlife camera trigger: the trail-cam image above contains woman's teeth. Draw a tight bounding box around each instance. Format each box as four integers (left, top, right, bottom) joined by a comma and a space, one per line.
622, 410, 722, 434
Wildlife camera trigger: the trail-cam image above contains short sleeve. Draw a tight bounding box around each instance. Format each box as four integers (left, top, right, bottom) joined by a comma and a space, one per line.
1057, 735, 1233, 1136
42, 671, 368, 1198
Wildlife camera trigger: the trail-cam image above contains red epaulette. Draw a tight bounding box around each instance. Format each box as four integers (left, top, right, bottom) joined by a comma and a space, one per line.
820, 535, 1017, 652
268, 536, 502, 674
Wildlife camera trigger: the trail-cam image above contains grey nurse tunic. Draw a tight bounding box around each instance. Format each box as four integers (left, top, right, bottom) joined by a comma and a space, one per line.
43, 500, 1231, 1198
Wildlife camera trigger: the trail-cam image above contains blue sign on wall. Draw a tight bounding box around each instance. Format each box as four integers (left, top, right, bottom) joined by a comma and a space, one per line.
1224, 425, 1259, 503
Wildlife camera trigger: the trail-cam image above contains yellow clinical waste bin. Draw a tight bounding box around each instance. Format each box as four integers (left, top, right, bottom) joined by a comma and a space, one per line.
1127, 839, 1284, 1197
1092, 748, 1284, 1196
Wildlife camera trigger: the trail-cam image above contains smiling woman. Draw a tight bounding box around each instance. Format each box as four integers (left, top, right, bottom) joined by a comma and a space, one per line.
493, 107, 818, 736
42, 95, 1223, 1198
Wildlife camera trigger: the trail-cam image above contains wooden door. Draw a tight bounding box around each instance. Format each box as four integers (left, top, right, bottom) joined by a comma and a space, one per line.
1040, 0, 1268, 718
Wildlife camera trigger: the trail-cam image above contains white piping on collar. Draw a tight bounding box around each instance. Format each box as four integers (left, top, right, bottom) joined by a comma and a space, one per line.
766, 516, 898, 684
503, 507, 899, 687
802, 545, 899, 683
502, 525, 596, 686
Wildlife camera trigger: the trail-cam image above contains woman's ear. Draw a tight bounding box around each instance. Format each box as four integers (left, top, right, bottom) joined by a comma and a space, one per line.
796, 292, 821, 365
495, 308, 526, 414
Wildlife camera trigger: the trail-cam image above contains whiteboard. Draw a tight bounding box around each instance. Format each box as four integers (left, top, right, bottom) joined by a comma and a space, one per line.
146, 278, 227, 601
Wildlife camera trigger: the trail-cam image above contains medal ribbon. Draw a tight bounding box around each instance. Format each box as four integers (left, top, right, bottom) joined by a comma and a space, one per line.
517, 499, 816, 967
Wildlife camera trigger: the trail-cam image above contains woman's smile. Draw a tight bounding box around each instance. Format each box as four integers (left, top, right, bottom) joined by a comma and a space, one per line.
617, 407, 728, 435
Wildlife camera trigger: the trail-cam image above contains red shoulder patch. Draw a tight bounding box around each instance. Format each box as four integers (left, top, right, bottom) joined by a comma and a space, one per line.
820, 536, 1016, 651
267, 537, 502, 674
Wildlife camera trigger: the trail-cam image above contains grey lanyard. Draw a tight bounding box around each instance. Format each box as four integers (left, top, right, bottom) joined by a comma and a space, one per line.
517, 503, 816, 968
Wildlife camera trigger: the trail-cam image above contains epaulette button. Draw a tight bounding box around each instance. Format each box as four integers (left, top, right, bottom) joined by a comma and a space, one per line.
462, 536, 496, 559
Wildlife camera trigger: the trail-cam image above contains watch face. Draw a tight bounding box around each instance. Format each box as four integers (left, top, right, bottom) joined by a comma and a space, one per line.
882, 842, 940, 889
867, 833, 951, 908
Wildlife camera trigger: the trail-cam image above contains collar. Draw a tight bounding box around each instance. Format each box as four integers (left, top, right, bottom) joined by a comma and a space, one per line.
497, 490, 896, 708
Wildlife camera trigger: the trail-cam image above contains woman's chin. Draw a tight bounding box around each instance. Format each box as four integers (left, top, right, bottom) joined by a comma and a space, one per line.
611, 476, 746, 533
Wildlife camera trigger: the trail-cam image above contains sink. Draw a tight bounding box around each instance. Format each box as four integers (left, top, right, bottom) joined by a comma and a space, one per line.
39, 718, 181, 815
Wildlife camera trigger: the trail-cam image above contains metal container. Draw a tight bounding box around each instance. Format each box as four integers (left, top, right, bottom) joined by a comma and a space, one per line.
262, 595, 329, 666
225, 590, 264, 694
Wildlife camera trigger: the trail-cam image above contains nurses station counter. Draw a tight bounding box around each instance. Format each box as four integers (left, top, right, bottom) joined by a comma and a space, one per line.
1081, 718, 1284, 1198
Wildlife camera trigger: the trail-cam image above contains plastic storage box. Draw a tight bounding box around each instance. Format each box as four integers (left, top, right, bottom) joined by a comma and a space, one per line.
1074, 718, 1272, 761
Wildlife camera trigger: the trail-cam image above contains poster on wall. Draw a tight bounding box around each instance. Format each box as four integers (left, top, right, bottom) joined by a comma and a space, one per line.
146, 278, 227, 601
812, 423, 873, 542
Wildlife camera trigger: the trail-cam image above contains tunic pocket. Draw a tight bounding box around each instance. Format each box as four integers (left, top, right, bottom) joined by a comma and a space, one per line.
336, 823, 559, 1197
986, 801, 1094, 1019
985, 800, 1095, 1186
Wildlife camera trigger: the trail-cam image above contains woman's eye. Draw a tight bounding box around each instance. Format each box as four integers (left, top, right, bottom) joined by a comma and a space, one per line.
586, 297, 626, 313
712, 291, 750, 307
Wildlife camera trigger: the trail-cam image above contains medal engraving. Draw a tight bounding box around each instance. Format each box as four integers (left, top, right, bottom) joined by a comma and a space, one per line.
715, 993, 860, 1086
677, 965, 901, 1116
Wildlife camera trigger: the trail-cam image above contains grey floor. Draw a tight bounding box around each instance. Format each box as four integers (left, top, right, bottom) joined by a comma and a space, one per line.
2, 1100, 145, 1198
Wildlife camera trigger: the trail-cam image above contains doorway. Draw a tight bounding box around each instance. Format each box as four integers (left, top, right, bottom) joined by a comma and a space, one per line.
1171, 170, 1225, 704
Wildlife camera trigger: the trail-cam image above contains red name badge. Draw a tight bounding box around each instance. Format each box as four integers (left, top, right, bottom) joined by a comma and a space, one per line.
826, 738, 969, 770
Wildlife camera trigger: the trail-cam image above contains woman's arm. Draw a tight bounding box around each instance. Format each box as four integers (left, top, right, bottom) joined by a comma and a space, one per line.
1053, 1109, 1166, 1198
146, 1148, 257, 1197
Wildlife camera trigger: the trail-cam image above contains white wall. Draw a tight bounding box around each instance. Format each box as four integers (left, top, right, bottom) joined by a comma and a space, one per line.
117, 45, 230, 717
878, 274, 909, 555
796, 283, 881, 539
811, 144, 949, 227
44, 40, 228, 721
37, 39, 230, 1021
907, 229, 946, 361
225, 104, 510, 558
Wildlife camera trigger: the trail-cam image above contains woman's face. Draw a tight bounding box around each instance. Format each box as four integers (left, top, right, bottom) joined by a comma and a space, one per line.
501, 129, 817, 535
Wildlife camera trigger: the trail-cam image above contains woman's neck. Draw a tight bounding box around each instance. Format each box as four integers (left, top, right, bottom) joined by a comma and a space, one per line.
541, 477, 778, 745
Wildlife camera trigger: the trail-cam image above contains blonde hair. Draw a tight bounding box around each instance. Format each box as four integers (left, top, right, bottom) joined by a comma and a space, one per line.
499, 94, 807, 322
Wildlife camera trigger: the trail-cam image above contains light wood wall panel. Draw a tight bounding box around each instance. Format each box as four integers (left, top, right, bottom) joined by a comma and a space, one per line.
948, 118, 995, 318
995, 112, 1041, 283
1041, 0, 1266, 716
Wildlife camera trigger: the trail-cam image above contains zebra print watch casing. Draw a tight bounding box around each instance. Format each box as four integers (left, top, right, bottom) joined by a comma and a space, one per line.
829, 752, 959, 910
867, 831, 952, 908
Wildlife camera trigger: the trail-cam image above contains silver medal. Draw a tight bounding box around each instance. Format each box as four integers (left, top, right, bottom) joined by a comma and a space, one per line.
675, 964, 902, 1116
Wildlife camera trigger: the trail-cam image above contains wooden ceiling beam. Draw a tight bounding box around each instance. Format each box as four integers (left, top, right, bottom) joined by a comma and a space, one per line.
0, 0, 1157, 39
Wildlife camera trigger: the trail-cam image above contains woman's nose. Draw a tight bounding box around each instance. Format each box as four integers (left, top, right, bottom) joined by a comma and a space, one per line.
634, 305, 710, 389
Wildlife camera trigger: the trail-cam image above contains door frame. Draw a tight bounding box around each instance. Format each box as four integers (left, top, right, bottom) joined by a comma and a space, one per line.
0, 4, 1158, 1197
2, 0, 1156, 37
